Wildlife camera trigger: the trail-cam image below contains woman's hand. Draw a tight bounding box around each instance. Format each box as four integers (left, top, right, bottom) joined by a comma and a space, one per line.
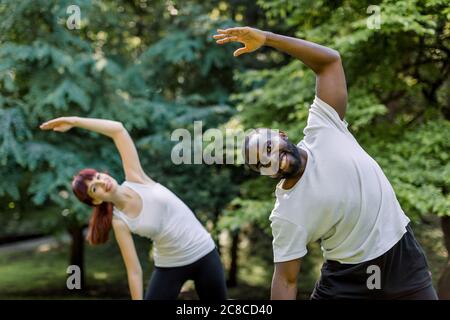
40, 116, 78, 132
213, 27, 267, 57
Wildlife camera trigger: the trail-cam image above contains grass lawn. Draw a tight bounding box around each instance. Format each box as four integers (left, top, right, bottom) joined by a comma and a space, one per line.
0, 218, 447, 299
0, 234, 150, 299
0, 232, 275, 300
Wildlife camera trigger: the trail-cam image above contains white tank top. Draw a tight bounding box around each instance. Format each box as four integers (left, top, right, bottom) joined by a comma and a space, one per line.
112, 181, 215, 267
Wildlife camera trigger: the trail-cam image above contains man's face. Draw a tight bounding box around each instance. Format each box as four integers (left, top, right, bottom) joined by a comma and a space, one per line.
244, 129, 302, 179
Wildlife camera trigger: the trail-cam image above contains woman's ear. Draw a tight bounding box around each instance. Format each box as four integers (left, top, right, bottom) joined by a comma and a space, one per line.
279, 130, 288, 139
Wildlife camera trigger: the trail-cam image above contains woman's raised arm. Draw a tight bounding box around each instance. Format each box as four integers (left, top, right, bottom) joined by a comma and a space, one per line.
40, 116, 152, 183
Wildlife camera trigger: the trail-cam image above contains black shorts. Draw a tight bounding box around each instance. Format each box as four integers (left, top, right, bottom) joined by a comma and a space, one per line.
311, 224, 438, 300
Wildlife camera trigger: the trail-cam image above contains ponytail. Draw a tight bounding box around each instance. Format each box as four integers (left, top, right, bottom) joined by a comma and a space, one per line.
86, 202, 113, 245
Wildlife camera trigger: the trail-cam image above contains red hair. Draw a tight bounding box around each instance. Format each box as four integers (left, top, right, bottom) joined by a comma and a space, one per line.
72, 168, 113, 245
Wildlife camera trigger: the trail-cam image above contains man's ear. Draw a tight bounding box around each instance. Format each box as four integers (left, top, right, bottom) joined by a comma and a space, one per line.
279, 130, 288, 139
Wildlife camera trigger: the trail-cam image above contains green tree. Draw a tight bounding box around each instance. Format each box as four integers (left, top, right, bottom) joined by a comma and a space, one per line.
0, 0, 243, 290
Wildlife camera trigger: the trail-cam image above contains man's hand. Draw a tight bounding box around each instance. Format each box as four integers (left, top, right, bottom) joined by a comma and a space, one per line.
213, 27, 267, 57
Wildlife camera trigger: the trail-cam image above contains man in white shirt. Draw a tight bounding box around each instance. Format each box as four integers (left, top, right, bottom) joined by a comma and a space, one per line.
214, 27, 437, 300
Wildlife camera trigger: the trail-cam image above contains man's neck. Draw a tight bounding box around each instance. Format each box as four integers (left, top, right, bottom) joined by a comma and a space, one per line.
281, 148, 308, 190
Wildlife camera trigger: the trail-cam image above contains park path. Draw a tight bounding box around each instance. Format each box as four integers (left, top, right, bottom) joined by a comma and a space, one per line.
0, 235, 69, 254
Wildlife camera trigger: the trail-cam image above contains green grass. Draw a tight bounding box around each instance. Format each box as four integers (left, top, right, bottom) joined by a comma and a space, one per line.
0, 217, 447, 299
0, 234, 151, 299
0, 231, 274, 300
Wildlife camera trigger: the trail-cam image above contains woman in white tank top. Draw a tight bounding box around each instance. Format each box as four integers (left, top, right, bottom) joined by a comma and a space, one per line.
40, 116, 227, 300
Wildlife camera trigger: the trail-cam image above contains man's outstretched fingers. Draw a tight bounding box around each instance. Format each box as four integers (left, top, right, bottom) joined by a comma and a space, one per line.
217, 27, 244, 35
213, 34, 227, 39
216, 36, 238, 44
234, 47, 248, 57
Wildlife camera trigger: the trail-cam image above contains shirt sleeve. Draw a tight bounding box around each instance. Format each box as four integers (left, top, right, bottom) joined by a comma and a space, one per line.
305, 96, 349, 134
270, 216, 308, 263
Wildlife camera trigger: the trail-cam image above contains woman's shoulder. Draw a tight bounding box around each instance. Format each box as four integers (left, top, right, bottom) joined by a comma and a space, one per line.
124, 175, 157, 187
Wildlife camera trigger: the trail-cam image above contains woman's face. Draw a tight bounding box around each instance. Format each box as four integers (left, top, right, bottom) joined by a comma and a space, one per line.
85, 172, 118, 205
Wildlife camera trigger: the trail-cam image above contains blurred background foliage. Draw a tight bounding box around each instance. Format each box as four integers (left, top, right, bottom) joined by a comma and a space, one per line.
0, 0, 448, 299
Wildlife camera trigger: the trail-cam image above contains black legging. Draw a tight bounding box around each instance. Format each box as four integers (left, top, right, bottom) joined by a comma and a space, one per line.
144, 248, 227, 300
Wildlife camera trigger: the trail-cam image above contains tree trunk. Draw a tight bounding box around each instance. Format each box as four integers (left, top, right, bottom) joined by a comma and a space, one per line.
438, 216, 450, 299
227, 230, 239, 287
213, 207, 222, 257
68, 225, 85, 290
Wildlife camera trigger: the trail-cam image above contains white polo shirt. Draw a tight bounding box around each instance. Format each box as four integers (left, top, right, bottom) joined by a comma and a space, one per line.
270, 96, 410, 264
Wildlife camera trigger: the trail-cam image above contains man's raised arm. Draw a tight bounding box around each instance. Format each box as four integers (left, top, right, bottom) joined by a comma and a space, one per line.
214, 27, 347, 119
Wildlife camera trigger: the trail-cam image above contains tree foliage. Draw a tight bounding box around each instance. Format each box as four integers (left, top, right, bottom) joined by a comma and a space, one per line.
0, 0, 242, 234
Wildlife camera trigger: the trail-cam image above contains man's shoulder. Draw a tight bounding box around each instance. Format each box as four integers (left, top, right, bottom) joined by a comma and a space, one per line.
302, 125, 355, 158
